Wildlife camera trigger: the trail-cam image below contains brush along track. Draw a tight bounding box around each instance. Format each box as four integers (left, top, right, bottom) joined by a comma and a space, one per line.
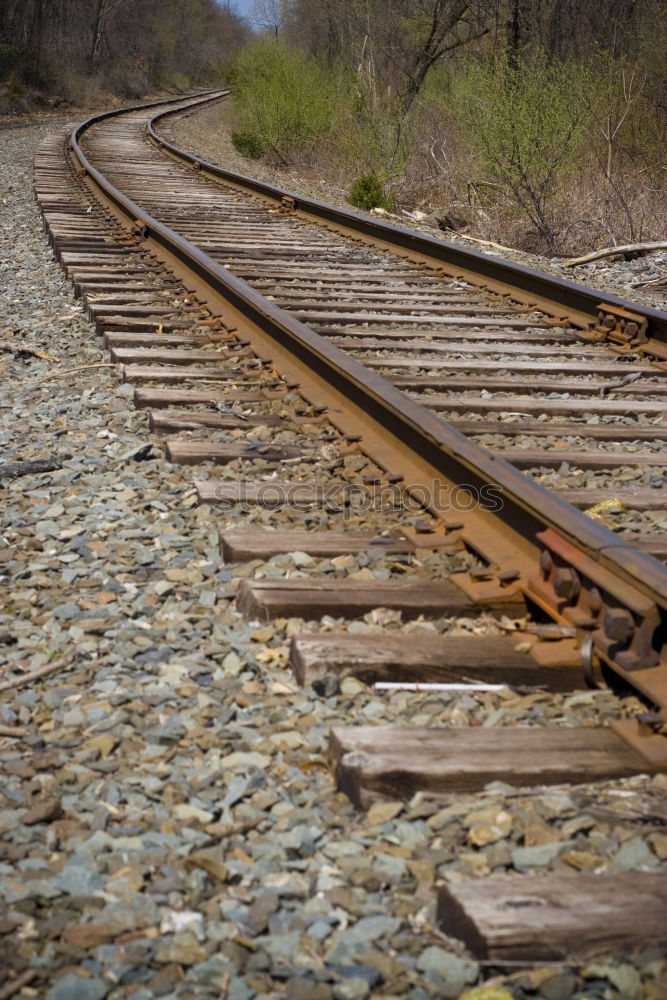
33, 93, 667, 959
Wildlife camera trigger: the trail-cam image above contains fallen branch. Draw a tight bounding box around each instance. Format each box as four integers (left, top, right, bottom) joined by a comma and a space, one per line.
0, 970, 40, 1000
0, 340, 59, 361
0, 724, 29, 738
31, 362, 119, 386
632, 271, 667, 289
563, 241, 667, 267
598, 371, 644, 397
0, 458, 62, 480
443, 229, 517, 255
0, 659, 70, 694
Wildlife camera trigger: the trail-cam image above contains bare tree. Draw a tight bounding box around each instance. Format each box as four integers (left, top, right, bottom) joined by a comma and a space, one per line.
289, 0, 488, 110
89, 0, 132, 67
251, 0, 292, 38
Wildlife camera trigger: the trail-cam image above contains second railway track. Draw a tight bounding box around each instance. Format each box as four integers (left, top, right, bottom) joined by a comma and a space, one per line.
30, 91, 667, 965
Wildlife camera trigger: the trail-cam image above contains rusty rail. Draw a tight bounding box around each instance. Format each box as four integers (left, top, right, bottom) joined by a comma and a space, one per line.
66, 92, 667, 763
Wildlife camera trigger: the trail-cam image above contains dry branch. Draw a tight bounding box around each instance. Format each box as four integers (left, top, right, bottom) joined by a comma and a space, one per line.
0, 458, 62, 480
563, 241, 667, 267
0, 724, 29, 738
32, 362, 119, 386
0, 340, 59, 361
0, 970, 40, 1000
0, 660, 70, 694
444, 230, 518, 255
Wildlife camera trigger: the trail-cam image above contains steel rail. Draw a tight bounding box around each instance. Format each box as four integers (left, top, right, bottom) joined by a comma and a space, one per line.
68, 93, 667, 756
148, 96, 667, 356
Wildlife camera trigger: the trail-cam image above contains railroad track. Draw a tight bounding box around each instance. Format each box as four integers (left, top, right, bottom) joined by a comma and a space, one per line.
33, 91, 667, 961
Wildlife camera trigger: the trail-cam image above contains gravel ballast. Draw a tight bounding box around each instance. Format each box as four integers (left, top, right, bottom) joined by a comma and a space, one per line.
0, 113, 665, 999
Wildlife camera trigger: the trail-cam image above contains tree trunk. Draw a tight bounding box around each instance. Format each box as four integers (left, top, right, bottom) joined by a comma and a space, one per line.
89, 0, 106, 68
507, 0, 529, 71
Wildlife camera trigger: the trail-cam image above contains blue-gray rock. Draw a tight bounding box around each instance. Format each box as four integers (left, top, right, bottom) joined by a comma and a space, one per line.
223, 775, 250, 808
47, 972, 109, 1000
52, 860, 104, 896
349, 915, 401, 941
416, 947, 478, 998
190, 954, 236, 984
329, 965, 383, 988
372, 853, 408, 881
143, 719, 186, 745
307, 917, 336, 941
256, 928, 302, 963
614, 837, 657, 870
51, 602, 81, 620
511, 840, 575, 871
225, 976, 256, 1000
324, 918, 400, 965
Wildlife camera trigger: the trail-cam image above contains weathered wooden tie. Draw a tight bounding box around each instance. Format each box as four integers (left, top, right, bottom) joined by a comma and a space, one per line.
290, 633, 583, 691
329, 726, 650, 808
437, 873, 667, 961
220, 529, 413, 561
236, 577, 526, 621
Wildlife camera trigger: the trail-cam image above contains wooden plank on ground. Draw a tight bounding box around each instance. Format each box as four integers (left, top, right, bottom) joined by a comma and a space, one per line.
290, 633, 582, 691
414, 395, 666, 417
197, 480, 339, 506
496, 448, 667, 469
437, 873, 667, 961
391, 375, 667, 397
166, 441, 301, 465
100, 318, 210, 334
111, 347, 231, 365
150, 410, 281, 432
135, 388, 272, 407
124, 365, 246, 383
453, 419, 667, 442
557, 488, 667, 511
236, 578, 526, 622
196, 480, 365, 507
329, 726, 648, 808
103, 331, 215, 348
220, 529, 413, 562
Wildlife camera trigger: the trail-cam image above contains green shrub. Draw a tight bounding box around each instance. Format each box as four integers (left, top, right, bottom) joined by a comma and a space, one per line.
7, 73, 26, 99
231, 39, 346, 163
451, 52, 587, 253
231, 130, 265, 159
158, 71, 192, 92
334, 80, 415, 182
347, 174, 393, 211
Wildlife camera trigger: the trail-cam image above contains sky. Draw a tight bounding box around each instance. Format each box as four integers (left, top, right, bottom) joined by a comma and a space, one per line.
218, 0, 256, 22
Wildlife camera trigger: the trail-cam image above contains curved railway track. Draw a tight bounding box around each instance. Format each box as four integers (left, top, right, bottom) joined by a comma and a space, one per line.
32, 91, 667, 962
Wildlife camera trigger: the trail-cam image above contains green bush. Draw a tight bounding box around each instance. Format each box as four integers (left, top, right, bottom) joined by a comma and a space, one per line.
451, 52, 587, 253
231, 39, 346, 163
231, 130, 265, 159
347, 173, 394, 211
335, 80, 415, 182
157, 71, 193, 92
6, 72, 26, 99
